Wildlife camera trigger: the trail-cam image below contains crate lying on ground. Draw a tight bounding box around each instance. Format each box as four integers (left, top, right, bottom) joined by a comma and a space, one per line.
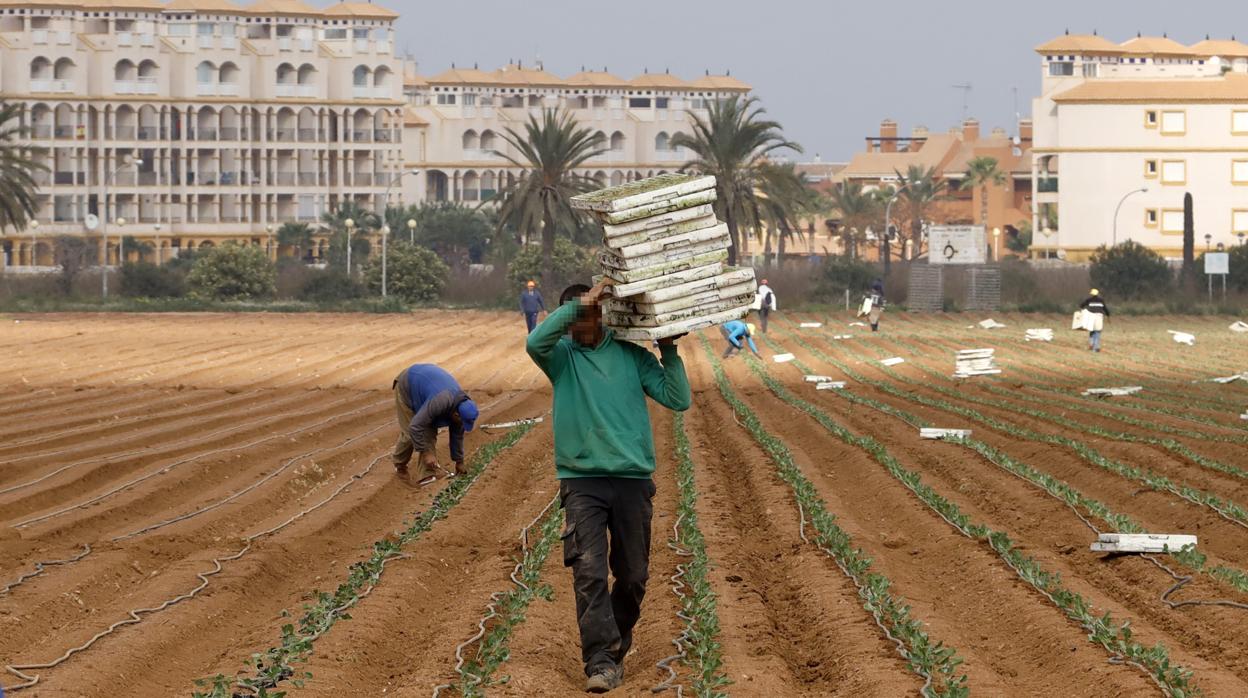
573, 174, 756, 341
1090, 533, 1197, 554
1082, 386, 1144, 397
954, 348, 1000, 377
1025, 328, 1054, 342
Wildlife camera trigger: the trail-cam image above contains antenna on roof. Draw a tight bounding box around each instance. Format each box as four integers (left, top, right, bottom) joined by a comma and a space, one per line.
951, 83, 972, 121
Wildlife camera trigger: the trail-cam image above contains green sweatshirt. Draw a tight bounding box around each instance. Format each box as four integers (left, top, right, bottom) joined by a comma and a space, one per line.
526, 301, 692, 479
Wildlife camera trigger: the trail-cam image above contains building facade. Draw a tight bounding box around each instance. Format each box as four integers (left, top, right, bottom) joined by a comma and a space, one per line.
398, 64, 750, 205
1033, 33, 1248, 260
0, 0, 405, 267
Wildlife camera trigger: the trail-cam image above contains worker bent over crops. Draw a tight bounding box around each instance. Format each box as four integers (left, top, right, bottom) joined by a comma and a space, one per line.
391, 363, 479, 486
526, 278, 692, 693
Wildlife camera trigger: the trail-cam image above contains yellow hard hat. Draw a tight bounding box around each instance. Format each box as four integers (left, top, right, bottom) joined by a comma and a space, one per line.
526, 280, 536, 288
1090, 288, 1099, 296
746, 323, 757, 335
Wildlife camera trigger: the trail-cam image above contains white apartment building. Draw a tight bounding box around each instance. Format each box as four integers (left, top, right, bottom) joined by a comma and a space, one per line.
398, 64, 750, 205
0, 0, 405, 267
1033, 33, 1248, 261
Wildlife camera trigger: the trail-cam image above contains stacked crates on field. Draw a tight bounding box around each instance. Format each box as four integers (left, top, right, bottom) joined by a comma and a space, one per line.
571, 174, 757, 341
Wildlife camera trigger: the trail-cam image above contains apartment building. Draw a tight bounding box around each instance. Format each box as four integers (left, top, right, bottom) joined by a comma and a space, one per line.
0, 0, 405, 267
1033, 33, 1248, 260
833, 118, 1034, 258
398, 64, 750, 205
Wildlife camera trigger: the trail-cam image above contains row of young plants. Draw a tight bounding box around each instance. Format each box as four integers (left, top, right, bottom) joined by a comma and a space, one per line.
860, 334, 1248, 480
450, 503, 564, 697
758, 333, 1248, 597
192, 421, 537, 698
697, 336, 969, 697
783, 326, 1248, 533
659, 411, 731, 697
735, 346, 1200, 696
879, 333, 1247, 435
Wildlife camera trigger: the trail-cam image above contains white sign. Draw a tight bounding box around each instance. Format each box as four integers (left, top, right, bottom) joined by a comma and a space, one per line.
928, 225, 986, 265
1205, 252, 1229, 275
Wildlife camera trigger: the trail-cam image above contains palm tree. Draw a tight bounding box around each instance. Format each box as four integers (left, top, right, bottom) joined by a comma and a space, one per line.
827, 182, 880, 260
492, 109, 605, 285
750, 162, 817, 268
959, 156, 1005, 229
0, 102, 45, 233
895, 165, 949, 260
671, 96, 801, 266
277, 222, 314, 261
321, 201, 378, 273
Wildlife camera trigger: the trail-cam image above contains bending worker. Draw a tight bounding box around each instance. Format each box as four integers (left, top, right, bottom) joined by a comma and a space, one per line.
526, 278, 691, 693
520, 280, 546, 333
1079, 288, 1110, 353
721, 319, 760, 358
391, 363, 479, 485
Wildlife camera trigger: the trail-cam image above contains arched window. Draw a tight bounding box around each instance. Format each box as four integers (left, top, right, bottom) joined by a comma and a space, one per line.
276, 62, 296, 84
30, 57, 52, 79
480, 129, 497, 151
610, 131, 625, 152
462, 129, 479, 151
138, 60, 159, 79
196, 61, 216, 84
462, 171, 480, 201
115, 59, 137, 81
610, 171, 624, 186
373, 65, 392, 87
297, 64, 316, 85
53, 57, 75, 80
655, 131, 670, 152
352, 65, 371, 87
219, 62, 239, 84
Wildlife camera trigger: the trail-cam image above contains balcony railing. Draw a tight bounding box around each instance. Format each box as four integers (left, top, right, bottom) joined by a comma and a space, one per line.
219, 172, 240, 185
1036, 178, 1059, 193
298, 128, 318, 142
31, 79, 73, 93
139, 172, 158, 185
193, 128, 218, 141
115, 80, 136, 94
354, 38, 370, 53
374, 130, 393, 142
198, 36, 215, 49
277, 36, 291, 51
220, 127, 240, 141
197, 83, 217, 96
113, 126, 137, 140
298, 172, 317, 186
136, 77, 158, 94
54, 125, 76, 139
352, 173, 373, 186
275, 84, 296, 98
274, 129, 296, 142
31, 125, 52, 139
350, 129, 372, 142
222, 36, 237, 49
219, 83, 240, 96
137, 126, 163, 141
273, 172, 296, 186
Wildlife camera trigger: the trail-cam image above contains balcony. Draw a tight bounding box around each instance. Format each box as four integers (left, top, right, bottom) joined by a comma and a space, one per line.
273, 172, 296, 186
113, 126, 137, 140
192, 128, 218, 141
275, 84, 296, 98
298, 128, 318, 142
350, 130, 372, 142
220, 127, 240, 140
138, 126, 163, 141
31, 125, 52, 139
219, 83, 240, 97
298, 172, 317, 186
374, 130, 393, 142
1036, 178, 1059, 193
274, 128, 296, 142
352, 86, 379, 99
219, 172, 240, 185
197, 83, 217, 96
31, 79, 73, 93
352, 173, 373, 186
139, 172, 158, 185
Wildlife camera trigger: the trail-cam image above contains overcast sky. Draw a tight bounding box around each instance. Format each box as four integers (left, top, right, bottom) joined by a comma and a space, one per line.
371, 0, 1245, 161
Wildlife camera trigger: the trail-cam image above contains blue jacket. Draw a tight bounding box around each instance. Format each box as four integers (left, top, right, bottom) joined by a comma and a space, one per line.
519, 289, 546, 314
404, 364, 471, 461
722, 320, 758, 354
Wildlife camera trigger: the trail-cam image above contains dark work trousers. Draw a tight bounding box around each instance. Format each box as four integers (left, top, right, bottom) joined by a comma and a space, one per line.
559, 476, 656, 676
720, 325, 741, 357
525, 312, 539, 333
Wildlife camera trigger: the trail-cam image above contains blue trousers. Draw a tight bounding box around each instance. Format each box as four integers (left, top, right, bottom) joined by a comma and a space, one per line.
1089, 330, 1102, 352
525, 312, 539, 333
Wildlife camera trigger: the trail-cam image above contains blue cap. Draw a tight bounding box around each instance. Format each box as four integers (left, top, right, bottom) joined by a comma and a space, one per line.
458, 399, 479, 432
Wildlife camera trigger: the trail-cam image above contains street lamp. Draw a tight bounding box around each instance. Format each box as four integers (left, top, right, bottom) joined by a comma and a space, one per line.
154, 223, 162, 265
407, 218, 417, 245
992, 227, 1001, 262
28, 219, 38, 267
266, 224, 274, 261
102, 157, 142, 297
882, 182, 910, 272
1239, 232, 1246, 246
344, 217, 355, 277
1112, 187, 1147, 246
1205, 233, 1212, 251
1217, 242, 1225, 252
380, 225, 391, 297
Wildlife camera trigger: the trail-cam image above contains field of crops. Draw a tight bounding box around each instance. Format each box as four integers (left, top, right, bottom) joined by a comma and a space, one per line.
1, 310, 1246, 696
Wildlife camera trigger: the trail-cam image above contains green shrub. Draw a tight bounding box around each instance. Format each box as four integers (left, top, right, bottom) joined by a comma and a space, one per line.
298, 270, 362, 302
504, 238, 597, 291
811, 255, 878, 303
186, 244, 277, 301
363, 242, 448, 303
1089, 240, 1172, 300
119, 262, 186, 298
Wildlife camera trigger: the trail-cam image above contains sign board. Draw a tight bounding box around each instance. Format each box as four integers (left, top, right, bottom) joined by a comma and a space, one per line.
928, 225, 986, 265
1205, 252, 1229, 275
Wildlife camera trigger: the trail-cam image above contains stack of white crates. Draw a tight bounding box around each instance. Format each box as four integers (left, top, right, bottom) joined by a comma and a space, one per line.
571, 174, 757, 341
954, 349, 1000, 377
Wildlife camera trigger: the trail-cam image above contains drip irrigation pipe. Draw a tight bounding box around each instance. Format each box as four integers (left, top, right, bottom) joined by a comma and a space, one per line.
650, 511, 690, 697
0, 545, 91, 596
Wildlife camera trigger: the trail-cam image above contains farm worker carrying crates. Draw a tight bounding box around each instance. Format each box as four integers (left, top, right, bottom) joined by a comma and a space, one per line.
721, 319, 760, 358
391, 364, 479, 486
1076, 289, 1111, 353
526, 277, 692, 694
752, 279, 777, 333
858, 278, 886, 332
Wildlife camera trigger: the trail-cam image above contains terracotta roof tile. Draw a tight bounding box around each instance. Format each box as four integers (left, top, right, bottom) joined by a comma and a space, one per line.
1034, 34, 1121, 54
627, 72, 688, 89
1189, 39, 1248, 58
1052, 74, 1248, 102
1119, 35, 1193, 56
322, 1, 399, 19
687, 74, 751, 91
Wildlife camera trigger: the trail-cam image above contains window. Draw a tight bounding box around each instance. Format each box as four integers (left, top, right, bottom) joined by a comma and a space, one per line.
628, 97, 651, 108
1145, 110, 1158, 128
1048, 61, 1074, 76
462, 93, 476, 106
436, 93, 456, 105
1234, 209, 1248, 233
1144, 209, 1158, 227
655, 97, 669, 109
1161, 160, 1186, 184
1081, 62, 1099, 78
1161, 209, 1184, 234
1234, 110, 1248, 134
1160, 110, 1186, 135
1144, 159, 1158, 178
1234, 160, 1248, 184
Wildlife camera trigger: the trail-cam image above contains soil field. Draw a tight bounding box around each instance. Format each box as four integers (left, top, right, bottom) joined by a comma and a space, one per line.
1, 310, 1246, 697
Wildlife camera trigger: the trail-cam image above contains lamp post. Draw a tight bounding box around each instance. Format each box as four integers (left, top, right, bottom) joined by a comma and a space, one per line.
992, 227, 1001, 262
1112, 187, 1147, 246
28, 219, 38, 267
344, 218, 355, 277
154, 223, 161, 265
102, 157, 142, 297
407, 218, 417, 245
882, 182, 909, 273
1239, 232, 1246, 246
266, 224, 274, 261
1204, 233, 1212, 252
380, 225, 390, 297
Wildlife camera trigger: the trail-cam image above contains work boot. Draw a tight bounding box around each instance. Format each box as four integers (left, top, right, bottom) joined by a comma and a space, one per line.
585, 665, 623, 693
